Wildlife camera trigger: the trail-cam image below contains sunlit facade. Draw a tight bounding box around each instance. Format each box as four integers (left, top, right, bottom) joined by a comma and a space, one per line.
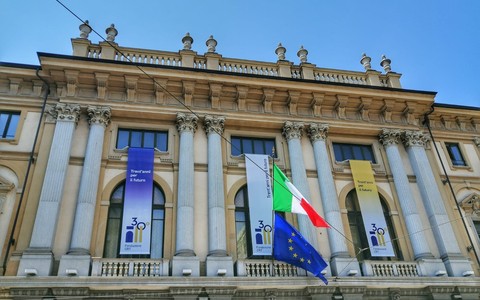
0, 24, 479, 299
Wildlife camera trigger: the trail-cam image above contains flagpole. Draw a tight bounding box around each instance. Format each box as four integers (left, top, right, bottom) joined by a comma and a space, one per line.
270, 147, 276, 277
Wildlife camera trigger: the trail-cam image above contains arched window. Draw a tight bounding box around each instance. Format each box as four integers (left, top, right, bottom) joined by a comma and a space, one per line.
234, 185, 251, 259
104, 181, 165, 259
346, 189, 402, 261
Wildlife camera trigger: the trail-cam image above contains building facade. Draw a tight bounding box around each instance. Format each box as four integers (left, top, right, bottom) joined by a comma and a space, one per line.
0, 24, 479, 299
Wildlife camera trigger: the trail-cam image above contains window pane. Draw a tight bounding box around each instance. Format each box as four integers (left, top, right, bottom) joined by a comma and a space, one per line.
130, 131, 142, 147
117, 130, 130, 149
333, 143, 342, 161
235, 214, 248, 259
343, 145, 353, 160
264, 140, 275, 157
253, 139, 264, 154
363, 147, 375, 163
234, 188, 245, 207
0, 114, 8, 136
156, 132, 168, 151
153, 186, 165, 205
104, 218, 120, 258
5, 113, 19, 138
242, 139, 253, 154
231, 137, 241, 156
446, 143, 466, 166
151, 209, 164, 259
143, 132, 155, 148
352, 145, 363, 160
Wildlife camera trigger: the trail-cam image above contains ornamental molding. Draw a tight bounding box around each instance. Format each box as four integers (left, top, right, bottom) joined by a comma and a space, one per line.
379, 128, 402, 146
282, 121, 304, 140
46, 103, 81, 124
401, 130, 429, 148
87, 106, 111, 127
460, 193, 480, 216
176, 113, 198, 134
307, 123, 329, 142
203, 115, 225, 135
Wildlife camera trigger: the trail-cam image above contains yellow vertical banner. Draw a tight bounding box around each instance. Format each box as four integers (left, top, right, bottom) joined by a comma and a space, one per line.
350, 160, 395, 257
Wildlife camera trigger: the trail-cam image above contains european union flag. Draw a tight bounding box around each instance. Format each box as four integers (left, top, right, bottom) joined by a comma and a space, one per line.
273, 213, 328, 284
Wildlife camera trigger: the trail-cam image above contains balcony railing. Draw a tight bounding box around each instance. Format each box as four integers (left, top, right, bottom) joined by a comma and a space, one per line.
72, 38, 401, 89
91, 258, 169, 277
236, 259, 305, 277
362, 261, 420, 277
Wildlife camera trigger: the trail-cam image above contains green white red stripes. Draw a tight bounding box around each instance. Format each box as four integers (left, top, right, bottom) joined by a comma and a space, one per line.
273, 165, 329, 228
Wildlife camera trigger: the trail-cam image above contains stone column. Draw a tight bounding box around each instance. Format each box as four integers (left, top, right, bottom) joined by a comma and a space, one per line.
379, 129, 434, 259
402, 130, 473, 276
59, 106, 111, 276
203, 115, 233, 276
282, 121, 318, 246
307, 123, 360, 277
17, 103, 80, 276
172, 113, 200, 276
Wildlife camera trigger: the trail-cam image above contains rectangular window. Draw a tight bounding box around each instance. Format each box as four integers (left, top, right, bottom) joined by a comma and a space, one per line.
445, 143, 466, 166
116, 128, 168, 151
474, 221, 480, 242
231, 136, 276, 157
333, 143, 376, 163
0, 111, 20, 139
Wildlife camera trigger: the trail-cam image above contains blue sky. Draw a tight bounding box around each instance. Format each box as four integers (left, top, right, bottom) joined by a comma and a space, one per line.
1, 0, 479, 107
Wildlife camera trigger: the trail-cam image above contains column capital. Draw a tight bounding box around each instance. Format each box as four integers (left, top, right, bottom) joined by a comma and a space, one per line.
87, 105, 111, 127
379, 128, 402, 146
176, 113, 198, 134
282, 121, 304, 141
474, 136, 480, 148
203, 115, 225, 135
47, 103, 81, 125
401, 130, 430, 148
307, 123, 329, 142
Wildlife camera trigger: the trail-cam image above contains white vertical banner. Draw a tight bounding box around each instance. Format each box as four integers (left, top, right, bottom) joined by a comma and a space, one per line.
350, 160, 395, 257
245, 154, 273, 256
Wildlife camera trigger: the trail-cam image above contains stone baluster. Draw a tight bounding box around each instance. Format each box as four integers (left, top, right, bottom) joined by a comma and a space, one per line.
59, 106, 111, 276
172, 113, 200, 276
17, 103, 80, 276
402, 130, 473, 276
307, 123, 359, 276
282, 121, 318, 246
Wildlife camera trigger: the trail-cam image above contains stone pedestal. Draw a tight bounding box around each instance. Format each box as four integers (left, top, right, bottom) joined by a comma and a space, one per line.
206, 256, 234, 277
58, 254, 91, 276
16, 251, 53, 276
443, 257, 474, 277
171, 256, 200, 277
330, 256, 360, 277
417, 258, 447, 276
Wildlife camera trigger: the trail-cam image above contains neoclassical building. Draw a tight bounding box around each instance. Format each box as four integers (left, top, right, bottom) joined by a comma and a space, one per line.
0, 23, 479, 299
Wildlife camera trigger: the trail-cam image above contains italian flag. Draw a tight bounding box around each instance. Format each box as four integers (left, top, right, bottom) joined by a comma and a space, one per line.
273, 165, 329, 228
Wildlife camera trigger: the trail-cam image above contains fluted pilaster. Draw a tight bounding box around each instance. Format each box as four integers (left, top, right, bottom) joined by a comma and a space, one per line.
29, 103, 80, 249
